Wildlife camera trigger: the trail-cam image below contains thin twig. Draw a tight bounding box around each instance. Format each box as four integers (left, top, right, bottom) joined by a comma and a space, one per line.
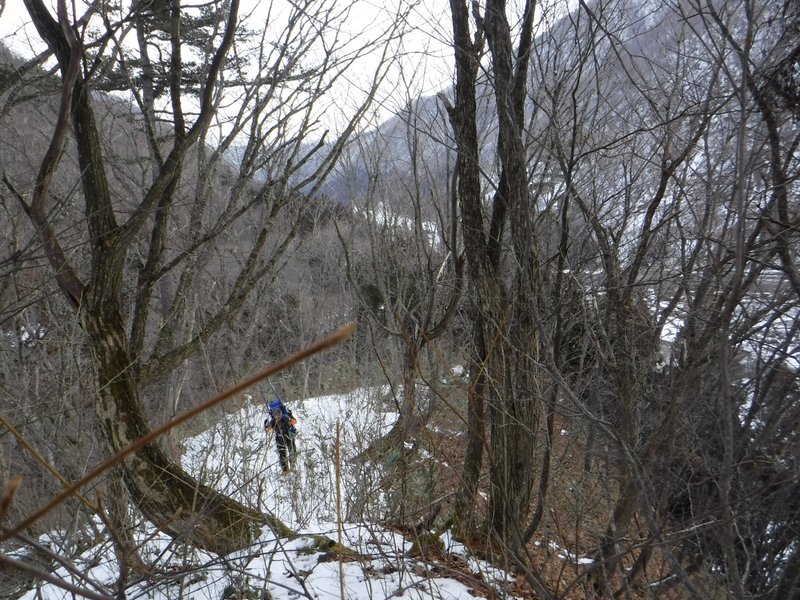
0, 554, 113, 600
0, 413, 98, 513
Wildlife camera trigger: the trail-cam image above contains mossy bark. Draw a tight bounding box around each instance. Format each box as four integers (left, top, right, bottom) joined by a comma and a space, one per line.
23, 0, 273, 556
84, 300, 265, 555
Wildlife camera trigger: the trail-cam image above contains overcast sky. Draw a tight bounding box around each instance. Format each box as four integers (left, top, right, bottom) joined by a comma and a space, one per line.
1, 0, 455, 132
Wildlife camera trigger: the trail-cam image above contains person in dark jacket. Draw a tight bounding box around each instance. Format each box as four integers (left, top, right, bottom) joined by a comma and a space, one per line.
264, 400, 297, 474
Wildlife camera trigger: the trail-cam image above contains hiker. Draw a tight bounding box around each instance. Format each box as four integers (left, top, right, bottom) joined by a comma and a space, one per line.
264, 399, 298, 474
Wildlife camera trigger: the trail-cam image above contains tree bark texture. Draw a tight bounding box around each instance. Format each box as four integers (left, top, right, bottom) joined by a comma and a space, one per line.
452, 313, 487, 536
448, 0, 541, 555
22, 0, 265, 554
82, 291, 264, 555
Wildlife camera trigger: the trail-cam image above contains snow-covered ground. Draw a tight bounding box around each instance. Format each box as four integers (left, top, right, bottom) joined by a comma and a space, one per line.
13, 386, 520, 599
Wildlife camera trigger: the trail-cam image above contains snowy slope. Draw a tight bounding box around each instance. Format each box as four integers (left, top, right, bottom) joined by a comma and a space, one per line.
15, 387, 520, 600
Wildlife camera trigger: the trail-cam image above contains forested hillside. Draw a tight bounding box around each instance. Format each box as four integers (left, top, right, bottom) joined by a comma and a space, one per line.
1, 0, 799, 598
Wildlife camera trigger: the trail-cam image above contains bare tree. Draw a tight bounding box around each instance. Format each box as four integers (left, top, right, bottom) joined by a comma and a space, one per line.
445, 0, 548, 564
529, 0, 800, 596
444, 0, 799, 597
2, 0, 405, 553
338, 97, 463, 449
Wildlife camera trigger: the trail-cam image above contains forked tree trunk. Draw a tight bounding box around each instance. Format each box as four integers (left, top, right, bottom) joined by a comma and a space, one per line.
449, 0, 539, 553
22, 0, 265, 555
446, 0, 541, 556
82, 294, 265, 555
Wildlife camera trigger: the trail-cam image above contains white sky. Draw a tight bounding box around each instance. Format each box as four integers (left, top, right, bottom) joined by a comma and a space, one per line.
0, 0, 455, 127
1, 0, 37, 54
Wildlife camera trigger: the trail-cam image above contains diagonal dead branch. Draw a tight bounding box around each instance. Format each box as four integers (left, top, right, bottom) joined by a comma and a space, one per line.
0, 414, 97, 513
0, 476, 22, 522
0, 323, 357, 543
0, 554, 112, 600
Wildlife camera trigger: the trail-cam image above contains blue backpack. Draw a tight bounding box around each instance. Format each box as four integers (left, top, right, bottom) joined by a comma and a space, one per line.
268, 400, 297, 434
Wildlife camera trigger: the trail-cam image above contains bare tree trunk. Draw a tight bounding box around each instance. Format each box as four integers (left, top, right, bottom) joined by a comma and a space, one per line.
20, 0, 264, 554
447, 0, 541, 556
453, 315, 487, 537
384, 341, 422, 444
82, 294, 264, 554
484, 0, 541, 555
104, 468, 145, 573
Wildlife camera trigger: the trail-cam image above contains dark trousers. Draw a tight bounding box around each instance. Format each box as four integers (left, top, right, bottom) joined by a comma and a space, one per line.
276, 434, 296, 471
